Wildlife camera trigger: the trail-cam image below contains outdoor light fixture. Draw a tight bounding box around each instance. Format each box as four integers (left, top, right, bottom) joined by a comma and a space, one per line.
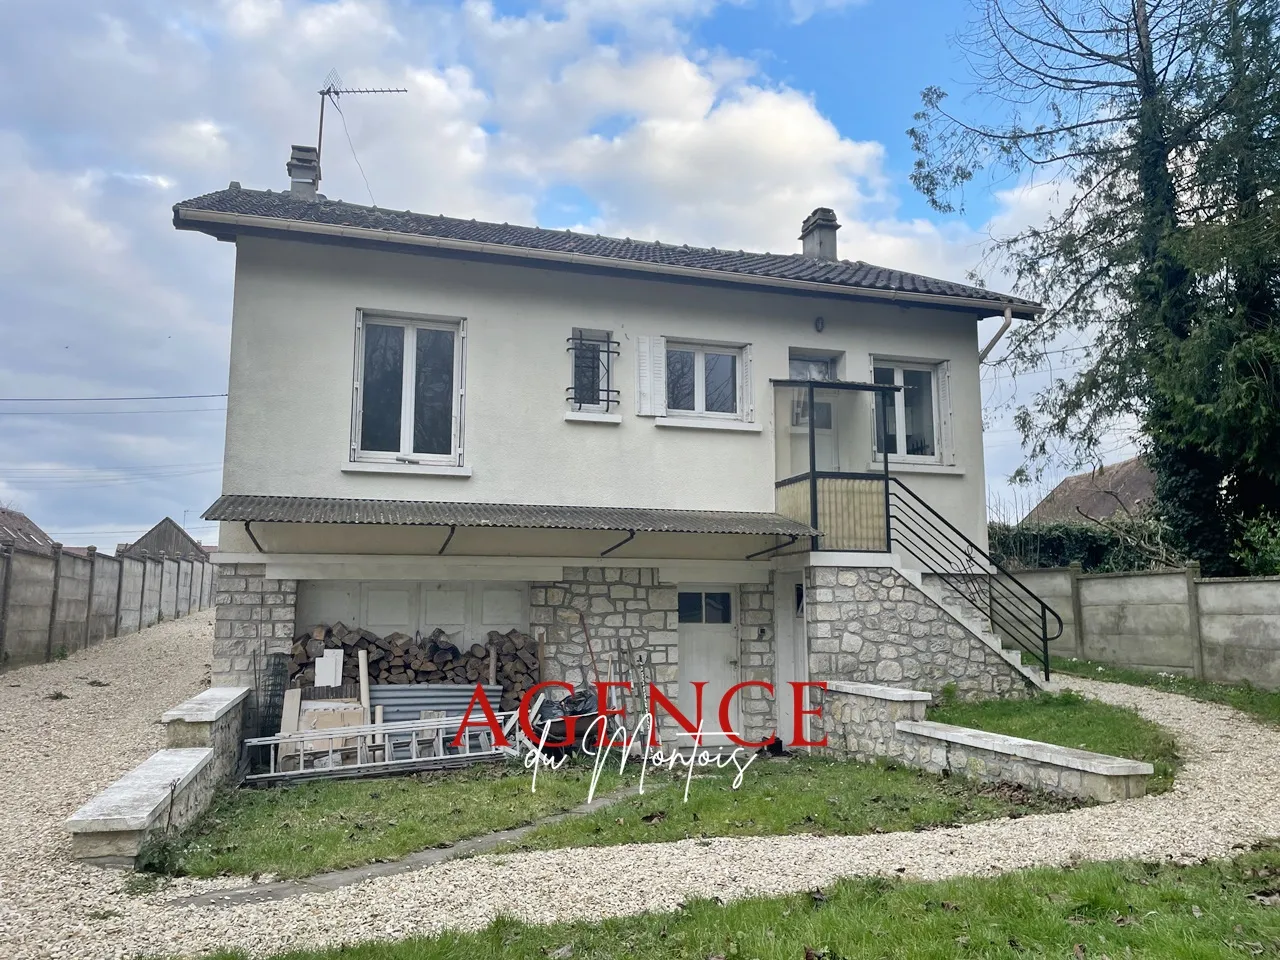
814, 315, 825, 332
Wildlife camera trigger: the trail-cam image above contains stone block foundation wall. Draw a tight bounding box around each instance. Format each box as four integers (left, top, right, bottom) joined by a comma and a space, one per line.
806, 566, 1035, 700
213, 563, 297, 689
529, 568, 777, 742
816, 682, 1152, 803
738, 579, 776, 745
530, 567, 678, 733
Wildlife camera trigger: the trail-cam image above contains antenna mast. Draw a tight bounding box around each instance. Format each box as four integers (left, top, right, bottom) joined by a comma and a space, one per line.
315, 69, 407, 188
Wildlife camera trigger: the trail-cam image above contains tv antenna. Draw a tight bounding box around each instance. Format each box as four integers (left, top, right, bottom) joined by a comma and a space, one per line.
315, 69, 407, 188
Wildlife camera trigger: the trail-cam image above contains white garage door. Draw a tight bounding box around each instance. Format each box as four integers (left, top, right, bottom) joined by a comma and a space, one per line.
296, 580, 528, 641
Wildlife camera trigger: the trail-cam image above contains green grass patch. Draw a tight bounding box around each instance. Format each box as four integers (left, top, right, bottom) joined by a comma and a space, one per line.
1053, 655, 1280, 727
514, 754, 1075, 852
203, 842, 1280, 959
167, 762, 623, 880
930, 690, 1180, 793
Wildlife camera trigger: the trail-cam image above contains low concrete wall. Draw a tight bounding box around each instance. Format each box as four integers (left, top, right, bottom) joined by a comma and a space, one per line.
1197, 576, 1280, 689
816, 681, 1152, 803
1012, 564, 1280, 689
0, 544, 214, 668
66, 687, 250, 866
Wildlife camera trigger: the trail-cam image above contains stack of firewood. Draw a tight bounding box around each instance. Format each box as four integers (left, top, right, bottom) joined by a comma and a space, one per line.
289, 622, 539, 711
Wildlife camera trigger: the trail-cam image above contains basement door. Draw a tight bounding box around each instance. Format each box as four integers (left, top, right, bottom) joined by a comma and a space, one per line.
676, 585, 740, 745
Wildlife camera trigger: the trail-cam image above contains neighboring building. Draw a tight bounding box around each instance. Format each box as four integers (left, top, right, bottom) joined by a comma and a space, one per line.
116, 517, 211, 561
1025, 456, 1155, 524
0, 507, 55, 554
174, 145, 1065, 741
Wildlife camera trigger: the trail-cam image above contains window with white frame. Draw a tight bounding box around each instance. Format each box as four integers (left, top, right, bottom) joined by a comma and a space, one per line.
352, 313, 465, 466
634, 336, 754, 422
566, 328, 619, 412
872, 360, 952, 462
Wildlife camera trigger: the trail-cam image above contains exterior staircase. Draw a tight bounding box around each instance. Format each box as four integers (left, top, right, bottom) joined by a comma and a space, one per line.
887, 478, 1064, 688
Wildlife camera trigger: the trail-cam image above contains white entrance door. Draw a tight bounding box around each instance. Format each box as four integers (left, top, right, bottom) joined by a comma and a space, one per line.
676, 585, 739, 745
774, 573, 809, 746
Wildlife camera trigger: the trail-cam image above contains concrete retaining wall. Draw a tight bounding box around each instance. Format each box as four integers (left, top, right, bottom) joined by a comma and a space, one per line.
0, 544, 214, 669
816, 681, 1152, 802
66, 687, 250, 866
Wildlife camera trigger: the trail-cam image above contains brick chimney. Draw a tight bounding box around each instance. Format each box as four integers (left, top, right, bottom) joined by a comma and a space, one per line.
799, 207, 840, 261
287, 145, 320, 200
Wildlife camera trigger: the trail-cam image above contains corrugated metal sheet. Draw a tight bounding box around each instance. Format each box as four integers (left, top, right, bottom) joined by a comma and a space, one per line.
368, 683, 505, 724
203, 494, 817, 536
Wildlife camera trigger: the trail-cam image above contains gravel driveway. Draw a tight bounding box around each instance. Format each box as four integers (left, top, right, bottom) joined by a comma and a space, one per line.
1, 620, 1278, 960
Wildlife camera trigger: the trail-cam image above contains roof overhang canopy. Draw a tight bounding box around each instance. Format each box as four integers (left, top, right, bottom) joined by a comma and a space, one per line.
204, 495, 816, 561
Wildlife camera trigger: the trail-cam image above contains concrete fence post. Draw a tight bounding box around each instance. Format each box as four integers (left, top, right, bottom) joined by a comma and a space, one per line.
113, 556, 125, 638
187, 558, 196, 616
83, 546, 98, 650
1186, 561, 1205, 680
1067, 561, 1085, 660
139, 553, 149, 632
0, 543, 13, 664
45, 542, 63, 662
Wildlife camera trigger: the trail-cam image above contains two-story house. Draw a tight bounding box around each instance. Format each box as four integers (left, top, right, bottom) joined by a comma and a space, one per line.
177, 146, 1062, 745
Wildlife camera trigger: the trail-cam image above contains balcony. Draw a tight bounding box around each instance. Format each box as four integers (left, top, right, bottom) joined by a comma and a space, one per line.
772, 380, 898, 554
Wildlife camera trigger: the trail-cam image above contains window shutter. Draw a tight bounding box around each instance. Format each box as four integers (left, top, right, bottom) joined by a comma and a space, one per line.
938, 360, 955, 464
635, 335, 667, 416
741, 344, 754, 421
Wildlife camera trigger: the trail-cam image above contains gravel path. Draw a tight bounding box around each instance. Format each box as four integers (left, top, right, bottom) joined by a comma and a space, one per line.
1, 624, 1278, 959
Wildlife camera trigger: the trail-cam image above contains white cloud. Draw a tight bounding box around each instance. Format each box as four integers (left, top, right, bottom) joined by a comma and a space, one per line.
787, 0, 869, 25
0, 0, 1039, 538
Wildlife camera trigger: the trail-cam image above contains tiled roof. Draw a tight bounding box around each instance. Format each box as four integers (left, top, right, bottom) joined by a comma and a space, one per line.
0, 508, 55, 553
174, 187, 1040, 313
1025, 456, 1156, 524
203, 495, 817, 537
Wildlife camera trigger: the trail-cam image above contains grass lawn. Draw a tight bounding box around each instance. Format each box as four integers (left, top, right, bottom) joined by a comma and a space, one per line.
204, 842, 1280, 959
513, 754, 1075, 852
1053, 655, 1280, 727
164, 763, 623, 879
929, 690, 1181, 793
161, 754, 1077, 879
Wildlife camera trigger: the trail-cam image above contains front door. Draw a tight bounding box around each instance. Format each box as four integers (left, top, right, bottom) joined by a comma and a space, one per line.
676, 585, 739, 745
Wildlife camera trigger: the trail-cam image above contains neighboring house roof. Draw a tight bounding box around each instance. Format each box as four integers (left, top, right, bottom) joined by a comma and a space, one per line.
0, 507, 55, 553
115, 517, 212, 560
204, 495, 817, 537
1024, 456, 1156, 524
173, 186, 1042, 318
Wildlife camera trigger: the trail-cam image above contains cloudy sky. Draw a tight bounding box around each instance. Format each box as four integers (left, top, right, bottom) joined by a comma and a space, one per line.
0, 0, 1120, 547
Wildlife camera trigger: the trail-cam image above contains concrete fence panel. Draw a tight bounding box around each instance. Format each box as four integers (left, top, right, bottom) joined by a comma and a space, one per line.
89, 554, 120, 645
117, 557, 145, 636
1008, 567, 1078, 656
141, 559, 163, 628
160, 559, 178, 620
177, 560, 193, 618
200, 562, 213, 609
1077, 570, 1196, 674
51, 552, 93, 657
1196, 577, 1280, 689
2, 550, 56, 666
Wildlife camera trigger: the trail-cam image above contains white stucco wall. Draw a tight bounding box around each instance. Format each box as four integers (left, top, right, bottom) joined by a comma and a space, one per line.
217, 237, 992, 552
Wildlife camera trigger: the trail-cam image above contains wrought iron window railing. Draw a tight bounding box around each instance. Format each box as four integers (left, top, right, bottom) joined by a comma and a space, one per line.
566, 332, 621, 412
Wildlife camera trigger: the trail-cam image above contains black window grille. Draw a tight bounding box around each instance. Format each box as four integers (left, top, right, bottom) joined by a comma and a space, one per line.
566, 331, 620, 411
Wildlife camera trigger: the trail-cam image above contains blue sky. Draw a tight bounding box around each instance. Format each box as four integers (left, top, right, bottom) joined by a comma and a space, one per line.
0, 0, 1115, 546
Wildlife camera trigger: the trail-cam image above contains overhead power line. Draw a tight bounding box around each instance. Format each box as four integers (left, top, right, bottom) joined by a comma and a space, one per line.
0, 407, 227, 416
0, 393, 228, 402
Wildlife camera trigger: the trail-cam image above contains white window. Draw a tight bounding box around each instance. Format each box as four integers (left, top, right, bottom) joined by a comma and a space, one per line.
872, 360, 953, 463
634, 336, 753, 422
351, 313, 465, 466
567, 328, 618, 413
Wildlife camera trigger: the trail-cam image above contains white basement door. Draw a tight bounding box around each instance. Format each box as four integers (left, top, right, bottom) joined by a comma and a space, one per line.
676, 585, 740, 746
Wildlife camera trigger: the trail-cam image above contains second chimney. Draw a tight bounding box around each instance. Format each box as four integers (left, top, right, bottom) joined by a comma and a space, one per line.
799, 207, 840, 260
287, 144, 321, 200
